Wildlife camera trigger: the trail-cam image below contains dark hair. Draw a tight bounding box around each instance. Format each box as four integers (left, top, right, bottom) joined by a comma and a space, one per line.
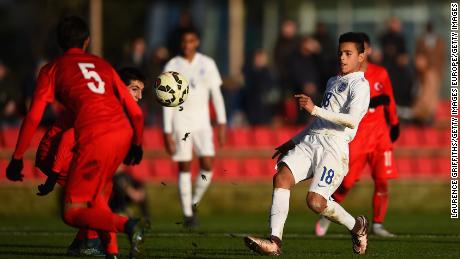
357, 32, 371, 45
118, 67, 146, 86
57, 16, 90, 50
338, 32, 365, 53
181, 27, 200, 40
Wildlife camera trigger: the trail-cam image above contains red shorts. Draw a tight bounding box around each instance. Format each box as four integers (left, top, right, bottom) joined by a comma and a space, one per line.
343, 122, 398, 187
64, 127, 132, 204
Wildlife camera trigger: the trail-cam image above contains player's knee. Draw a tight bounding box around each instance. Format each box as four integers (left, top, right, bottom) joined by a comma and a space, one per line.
178, 162, 192, 171
374, 178, 388, 193
307, 193, 327, 214
273, 169, 294, 189
199, 157, 213, 171
62, 208, 77, 226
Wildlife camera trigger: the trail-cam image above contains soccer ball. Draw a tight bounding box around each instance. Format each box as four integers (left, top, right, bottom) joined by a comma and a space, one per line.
154, 71, 189, 107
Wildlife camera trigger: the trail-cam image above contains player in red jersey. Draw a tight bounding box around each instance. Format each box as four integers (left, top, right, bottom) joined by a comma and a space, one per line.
315, 32, 400, 237
5, 16, 148, 258
35, 67, 146, 256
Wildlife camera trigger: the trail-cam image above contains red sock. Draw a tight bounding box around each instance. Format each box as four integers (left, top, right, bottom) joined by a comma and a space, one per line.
100, 232, 118, 254
373, 179, 389, 223
64, 207, 128, 233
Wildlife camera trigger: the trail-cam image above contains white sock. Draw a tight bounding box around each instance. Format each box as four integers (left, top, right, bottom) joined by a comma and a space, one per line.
192, 170, 213, 205
178, 172, 193, 217
321, 198, 356, 231
270, 188, 290, 239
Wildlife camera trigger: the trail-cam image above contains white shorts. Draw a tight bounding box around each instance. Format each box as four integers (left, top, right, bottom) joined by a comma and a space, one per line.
172, 128, 215, 162
277, 134, 349, 200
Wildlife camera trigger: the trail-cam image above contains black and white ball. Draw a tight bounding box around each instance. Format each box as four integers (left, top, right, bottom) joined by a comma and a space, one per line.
154, 71, 189, 107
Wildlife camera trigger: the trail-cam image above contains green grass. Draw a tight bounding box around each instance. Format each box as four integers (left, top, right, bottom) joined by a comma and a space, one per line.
0, 181, 459, 258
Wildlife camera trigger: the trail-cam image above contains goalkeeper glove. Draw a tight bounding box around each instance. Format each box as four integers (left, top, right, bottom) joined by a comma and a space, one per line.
37, 172, 59, 196
6, 158, 24, 182
390, 123, 400, 142
124, 144, 143, 165
369, 94, 390, 108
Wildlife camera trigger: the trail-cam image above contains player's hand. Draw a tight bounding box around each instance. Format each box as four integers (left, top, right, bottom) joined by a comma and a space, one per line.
164, 133, 176, 156
37, 172, 59, 196
294, 94, 315, 114
124, 144, 143, 165
369, 94, 390, 108
272, 140, 295, 161
6, 158, 24, 182
390, 123, 400, 142
217, 124, 226, 147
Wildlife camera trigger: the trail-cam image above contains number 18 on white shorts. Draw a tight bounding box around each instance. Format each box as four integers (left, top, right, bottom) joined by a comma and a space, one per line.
276, 134, 349, 200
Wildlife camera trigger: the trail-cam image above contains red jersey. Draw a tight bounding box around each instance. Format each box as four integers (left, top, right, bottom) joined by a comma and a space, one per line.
14, 48, 143, 159
360, 63, 399, 127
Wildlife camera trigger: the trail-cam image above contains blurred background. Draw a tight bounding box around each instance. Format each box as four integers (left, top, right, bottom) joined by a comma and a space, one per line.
0, 0, 453, 218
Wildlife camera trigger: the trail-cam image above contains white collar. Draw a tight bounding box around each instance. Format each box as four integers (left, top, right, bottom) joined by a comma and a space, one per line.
178, 52, 201, 65
338, 71, 364, 81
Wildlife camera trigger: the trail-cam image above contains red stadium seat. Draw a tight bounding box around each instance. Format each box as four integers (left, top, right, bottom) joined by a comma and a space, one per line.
143, 128, 165, 150
253, 127, 276, 147
396, 157, 414, 178
150, 158, 177, 181
228, 128, 253, 148
214, 158, 241, 181
396, 126, 420, 147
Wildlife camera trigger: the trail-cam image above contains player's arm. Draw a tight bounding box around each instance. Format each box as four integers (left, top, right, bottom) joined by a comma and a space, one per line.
37, 128, 74, 196
209, 60, 227, 146
112, 69, 144, 165
382, 69, 400, 141
296, 80, 370, 129
6, 65, 55, 181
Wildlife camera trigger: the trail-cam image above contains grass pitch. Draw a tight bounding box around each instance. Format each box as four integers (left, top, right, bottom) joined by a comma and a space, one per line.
0, 181, 459, 258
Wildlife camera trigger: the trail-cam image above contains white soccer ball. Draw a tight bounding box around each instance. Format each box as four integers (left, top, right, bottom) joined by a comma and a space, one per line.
154, 71, 189, 107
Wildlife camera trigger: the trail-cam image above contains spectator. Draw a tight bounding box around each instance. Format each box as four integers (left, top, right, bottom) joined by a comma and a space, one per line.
408, 22, 445, 125
274, 19, 299, 96
242, 49, 278, 126
379, 17, 414, 109
313, 22, 337, 93
0, 61, 20, 126
288, 36, 321, 124
144, 46, 170, 126
410, 54, 439, 124
22, 58, 57, 126
415, 22, 445, 83
167, 10, 197, 57
120, 37, 148, 72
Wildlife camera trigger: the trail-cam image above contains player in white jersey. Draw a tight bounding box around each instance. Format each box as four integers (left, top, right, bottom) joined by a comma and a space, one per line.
162, 28, 227, 228
244, 32, 370, 256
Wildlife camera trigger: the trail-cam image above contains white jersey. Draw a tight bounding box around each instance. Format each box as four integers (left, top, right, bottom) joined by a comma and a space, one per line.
294, 71, 370, 144
162, 53, 226, 133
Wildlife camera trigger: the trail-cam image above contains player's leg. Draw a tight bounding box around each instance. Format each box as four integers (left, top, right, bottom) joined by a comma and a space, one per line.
316, 152, 367, 236
192, 128, 216, 208
308, 141, 368, 254
173, 130, 195, 227
193, 157, 213, 206
245, 144, 312, 256
62, 130, 149, 257
370, 149, 397, 237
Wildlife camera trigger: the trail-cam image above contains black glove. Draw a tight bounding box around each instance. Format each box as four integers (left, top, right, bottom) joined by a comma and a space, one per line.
6, 158, 24, 182
123, 144, 143, 165
272, 140, 296, 161
37, 172, 59, 196
369, 94, 390, 108
390, 123, 400, 142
